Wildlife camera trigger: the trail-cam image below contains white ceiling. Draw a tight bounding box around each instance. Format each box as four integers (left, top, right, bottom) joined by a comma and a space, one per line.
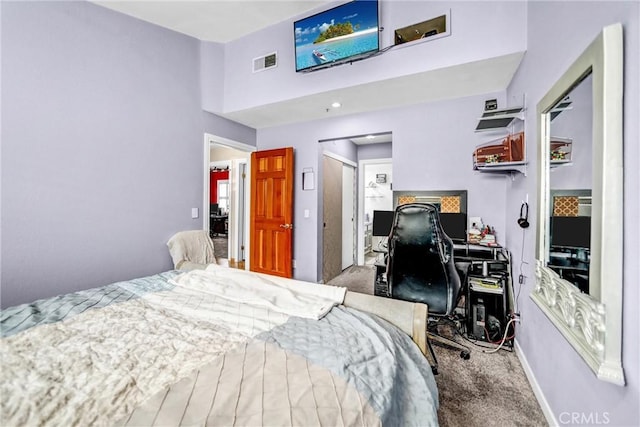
91, 1, 524, 130
93, 1, 329, 43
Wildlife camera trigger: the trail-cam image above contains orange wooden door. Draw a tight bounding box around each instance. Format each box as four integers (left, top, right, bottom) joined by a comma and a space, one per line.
250, 147, 294, 278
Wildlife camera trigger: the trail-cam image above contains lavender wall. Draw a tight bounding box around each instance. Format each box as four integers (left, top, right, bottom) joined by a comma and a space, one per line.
505, 2, 639, 424
213, 1, 526, 113
548, 75, 592, 190
0, 1, 254, 308
321, 139, 358, 163
200, 41, 225, 114
257, 91, 508, 282
357, 142, 392, 161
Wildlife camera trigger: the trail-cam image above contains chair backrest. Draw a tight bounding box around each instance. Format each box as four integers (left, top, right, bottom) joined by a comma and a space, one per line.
167, 230, 216, 269
387, 203, 461, 315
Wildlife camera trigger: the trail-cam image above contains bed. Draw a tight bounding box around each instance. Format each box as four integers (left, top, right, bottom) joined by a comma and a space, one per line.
1, 263, 439, 426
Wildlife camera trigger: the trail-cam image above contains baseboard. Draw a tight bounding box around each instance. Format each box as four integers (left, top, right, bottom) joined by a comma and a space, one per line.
514, 339, 557, 427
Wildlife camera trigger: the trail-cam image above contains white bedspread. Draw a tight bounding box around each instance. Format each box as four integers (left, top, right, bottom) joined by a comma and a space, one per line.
1, 270, 346, 427
1, 297, 247, 427
170, 264, 346, 320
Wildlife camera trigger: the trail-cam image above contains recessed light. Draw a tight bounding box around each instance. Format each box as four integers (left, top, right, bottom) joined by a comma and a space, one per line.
331, 102, 341, 108
365, 135, 375, 139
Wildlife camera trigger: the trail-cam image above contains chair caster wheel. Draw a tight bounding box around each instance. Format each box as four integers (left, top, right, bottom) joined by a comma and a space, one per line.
460, 351, 470, 360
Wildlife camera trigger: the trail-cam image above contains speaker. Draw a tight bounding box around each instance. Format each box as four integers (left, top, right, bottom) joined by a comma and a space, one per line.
518, 202, 530, 228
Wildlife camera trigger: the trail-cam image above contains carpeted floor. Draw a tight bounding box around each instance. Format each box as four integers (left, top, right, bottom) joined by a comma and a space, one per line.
327, 265, 548, 427
211, 236, 228, 260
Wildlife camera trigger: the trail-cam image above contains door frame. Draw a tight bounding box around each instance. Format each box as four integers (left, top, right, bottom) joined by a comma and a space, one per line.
203, 133, 256, 269
341, 163, 356, 270
357, 158, 392, 265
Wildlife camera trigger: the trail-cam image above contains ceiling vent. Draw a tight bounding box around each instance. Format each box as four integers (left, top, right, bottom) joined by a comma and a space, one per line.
253, 52, 278, 73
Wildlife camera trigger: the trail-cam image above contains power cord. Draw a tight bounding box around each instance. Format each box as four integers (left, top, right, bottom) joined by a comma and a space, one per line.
516, 226, 529, 313
482, 317, 520, 354
456, 314, 519, 353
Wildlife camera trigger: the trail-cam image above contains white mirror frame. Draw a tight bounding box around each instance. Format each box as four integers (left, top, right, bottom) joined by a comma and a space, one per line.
532, 23, 625, 385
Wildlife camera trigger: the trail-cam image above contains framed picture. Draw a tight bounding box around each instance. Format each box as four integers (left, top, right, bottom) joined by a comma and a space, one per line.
376, 173, 387, 184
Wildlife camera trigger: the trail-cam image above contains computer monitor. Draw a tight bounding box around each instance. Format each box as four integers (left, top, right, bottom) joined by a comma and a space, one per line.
439, 212, 467, 242
551, 216, 591, 248
372, 210, 394, 236
210, 203, 219, 216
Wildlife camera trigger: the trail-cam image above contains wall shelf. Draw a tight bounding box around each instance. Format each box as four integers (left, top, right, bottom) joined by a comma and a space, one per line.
475, 161, 528, 176
475, 106, 525, 132
550, 159, 573, 169
473, 104, 527, 177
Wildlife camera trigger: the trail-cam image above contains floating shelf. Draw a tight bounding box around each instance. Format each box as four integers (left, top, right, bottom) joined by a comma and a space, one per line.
475, 106, 525, 132
472, 103, 527, 177
475, 160, 528, 175
550, 159, 573, 169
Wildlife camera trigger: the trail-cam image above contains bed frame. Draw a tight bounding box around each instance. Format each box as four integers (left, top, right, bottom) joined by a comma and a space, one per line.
343, 291, 436, 369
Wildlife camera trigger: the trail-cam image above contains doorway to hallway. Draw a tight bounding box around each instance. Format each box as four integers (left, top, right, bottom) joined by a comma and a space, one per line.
360, 159, 393, 266
204, 133, 254, 268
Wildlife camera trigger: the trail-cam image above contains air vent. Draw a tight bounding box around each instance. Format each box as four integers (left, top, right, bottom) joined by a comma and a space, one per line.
253, 52, 278, 73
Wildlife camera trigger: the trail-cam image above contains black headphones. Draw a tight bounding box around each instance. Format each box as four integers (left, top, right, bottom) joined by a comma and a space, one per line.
518, 202, 530, 228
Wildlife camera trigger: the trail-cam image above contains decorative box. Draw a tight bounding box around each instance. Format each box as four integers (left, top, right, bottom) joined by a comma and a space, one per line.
473, 132, 525, 169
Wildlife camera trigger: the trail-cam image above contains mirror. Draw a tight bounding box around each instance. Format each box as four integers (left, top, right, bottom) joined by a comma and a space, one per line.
532, 23, 625, 385
546, 73, 592, 294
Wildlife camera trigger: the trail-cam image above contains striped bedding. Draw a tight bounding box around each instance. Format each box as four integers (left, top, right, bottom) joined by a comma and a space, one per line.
0, 268, 438, 426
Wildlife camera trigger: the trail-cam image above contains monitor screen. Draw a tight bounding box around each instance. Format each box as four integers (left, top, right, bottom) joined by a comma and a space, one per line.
551, 216, 591, 248
372, 210, 394, 236
294, 0, 379, 72
439, 213, 467, 242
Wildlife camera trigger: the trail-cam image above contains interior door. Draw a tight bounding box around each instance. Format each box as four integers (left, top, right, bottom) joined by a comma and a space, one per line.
250, 147, 294, 278
323, 155, 343, 283
342, 164, 355, 269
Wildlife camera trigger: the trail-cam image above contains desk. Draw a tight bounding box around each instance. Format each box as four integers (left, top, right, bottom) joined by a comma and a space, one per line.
373, 249, 389, 297
454, 242, 503, 260
210, 215, 228, 236
548, 246, 590, 293
453, 245, 513, 345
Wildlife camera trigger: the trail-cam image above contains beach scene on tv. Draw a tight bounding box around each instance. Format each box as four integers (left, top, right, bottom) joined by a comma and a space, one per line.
295, 0, 379, 71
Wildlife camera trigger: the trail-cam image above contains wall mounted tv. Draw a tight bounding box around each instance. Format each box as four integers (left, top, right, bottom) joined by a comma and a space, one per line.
294, 0, 380, 73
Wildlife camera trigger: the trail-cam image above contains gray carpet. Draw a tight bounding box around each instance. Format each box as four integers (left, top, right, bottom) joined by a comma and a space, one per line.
211, 236, 228, 260
327, 265, 548, 427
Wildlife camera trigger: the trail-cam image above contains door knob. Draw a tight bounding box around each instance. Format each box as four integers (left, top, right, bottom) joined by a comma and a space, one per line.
279, 223, 293, 229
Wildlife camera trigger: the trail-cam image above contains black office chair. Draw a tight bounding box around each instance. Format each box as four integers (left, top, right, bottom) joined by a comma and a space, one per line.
384, 203, 470, 372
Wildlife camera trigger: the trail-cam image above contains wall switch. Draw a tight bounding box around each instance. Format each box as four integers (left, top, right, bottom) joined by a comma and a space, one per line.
191, 208, 199, 219
304, 209, 310, 218
292, 259, 296, 268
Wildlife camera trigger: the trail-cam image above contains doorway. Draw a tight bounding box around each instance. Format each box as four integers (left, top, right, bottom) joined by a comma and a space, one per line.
360, 160, 393, 265
204, 133, 255, 268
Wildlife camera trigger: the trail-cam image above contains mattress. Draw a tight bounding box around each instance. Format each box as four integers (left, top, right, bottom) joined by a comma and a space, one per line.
0, 266, 438, 426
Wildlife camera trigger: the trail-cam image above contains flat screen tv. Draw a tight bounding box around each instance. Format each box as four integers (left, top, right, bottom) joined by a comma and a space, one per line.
294, 0, 380, 72
439, 213, 468, 242
372, 210, 394, 236
551, 216, 591, 248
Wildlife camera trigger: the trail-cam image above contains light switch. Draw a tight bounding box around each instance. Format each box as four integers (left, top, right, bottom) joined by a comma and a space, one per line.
191, 208, 199, 219
304, 209, 310, 218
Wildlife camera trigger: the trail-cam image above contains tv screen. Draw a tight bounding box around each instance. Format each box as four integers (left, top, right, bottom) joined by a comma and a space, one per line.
551, 216, 591, 248
294, 0, 379, 72
439, 213, 467, 242
372, 210, 394, 236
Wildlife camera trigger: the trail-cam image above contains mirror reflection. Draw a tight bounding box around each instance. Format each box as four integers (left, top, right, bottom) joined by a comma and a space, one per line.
545, 73, 593, 294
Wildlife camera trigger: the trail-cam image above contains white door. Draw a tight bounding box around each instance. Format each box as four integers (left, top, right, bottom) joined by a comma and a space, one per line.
342, 164, 355, 270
